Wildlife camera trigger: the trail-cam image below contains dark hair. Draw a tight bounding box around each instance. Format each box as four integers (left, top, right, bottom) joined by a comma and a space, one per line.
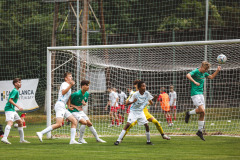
13, 78, 21, 85
137, 81, 145, 89
64, 72, 72, 78
81, 80, 90, 87
133, 79, 141, 85
160, 87, 165, 92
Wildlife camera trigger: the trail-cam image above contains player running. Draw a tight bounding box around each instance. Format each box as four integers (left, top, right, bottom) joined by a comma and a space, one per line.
185, 61, 221, 141
69, 80, 106, 144
36, 72, 80, 144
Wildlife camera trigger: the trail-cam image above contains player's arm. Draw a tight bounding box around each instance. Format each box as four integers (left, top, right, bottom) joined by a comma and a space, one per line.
9, 98, 23, 111
186, 73, 200, 86
125, 98, 137, 106
105, 100, 111, 110
207, 66, 221, 79
67, 98, 74, 110
114, 97, 119, 107
62, 80, 75, 95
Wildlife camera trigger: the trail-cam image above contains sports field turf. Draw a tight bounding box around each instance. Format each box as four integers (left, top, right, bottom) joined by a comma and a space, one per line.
1, 135, 240, 160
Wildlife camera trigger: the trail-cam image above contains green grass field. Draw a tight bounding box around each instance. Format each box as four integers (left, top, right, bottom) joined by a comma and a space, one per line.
1, 136, 240, 160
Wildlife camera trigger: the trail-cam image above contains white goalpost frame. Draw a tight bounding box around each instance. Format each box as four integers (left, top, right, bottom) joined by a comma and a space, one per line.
46, 39, 240, 138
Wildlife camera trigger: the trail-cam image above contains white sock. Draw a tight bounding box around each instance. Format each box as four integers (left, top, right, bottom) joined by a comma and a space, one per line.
40, 126, 53, 135
70, 128, 76, 141
117, 130, 126, 141
3, 125, 11, 139
79, 125, 86, 141
146, 131, 150, 142
89, 126, 99, 140
189, 109, 196, 115
18, 127, 24, 141
198, 121, 204, 132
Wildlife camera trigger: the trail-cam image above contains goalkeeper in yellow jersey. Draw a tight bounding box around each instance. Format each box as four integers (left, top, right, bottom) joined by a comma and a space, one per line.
121, 80, 170, 141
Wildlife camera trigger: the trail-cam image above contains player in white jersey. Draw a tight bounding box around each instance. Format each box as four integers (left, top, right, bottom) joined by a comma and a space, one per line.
36, 72, 80, 144
169, 85, 177, 121
118, 90, 127, 124
105, 88, 119, 127
114, 81, 154, 145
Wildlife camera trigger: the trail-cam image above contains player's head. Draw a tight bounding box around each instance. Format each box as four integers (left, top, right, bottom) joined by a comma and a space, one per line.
160, 87, 165, 93
13, 78, 21, 88
112, 88, 117, 92
64, 72, 72, 82
133, 79, 141, 90
117, 89, 121, 94
107, 88, 112, 92
81, 80, 90, 91
170, 85, 174, 92
200, 61, 211, 72
138, 81, 146, 92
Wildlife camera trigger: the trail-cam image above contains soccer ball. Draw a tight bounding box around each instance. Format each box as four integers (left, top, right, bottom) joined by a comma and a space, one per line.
217, 54, 227, 64
14, 123, 18, 128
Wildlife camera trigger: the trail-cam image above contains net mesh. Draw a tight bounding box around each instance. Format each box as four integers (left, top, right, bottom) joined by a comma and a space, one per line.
50, 42, 240, 137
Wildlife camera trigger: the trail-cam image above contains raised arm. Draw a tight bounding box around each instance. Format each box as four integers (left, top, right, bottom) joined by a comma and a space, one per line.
207, 66, 221, 79
62, 80, 75, 95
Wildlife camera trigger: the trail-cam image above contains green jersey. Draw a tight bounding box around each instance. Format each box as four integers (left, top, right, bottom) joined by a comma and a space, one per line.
69, 90, 89, 113
189, 68, 210, 96
5, 88, 19, 111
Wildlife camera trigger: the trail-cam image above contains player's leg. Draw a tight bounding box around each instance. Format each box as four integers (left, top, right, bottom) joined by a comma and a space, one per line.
1, 118, 13, 144
109, 109, 114, 127
114, 122, 131, 145
148, 117, 170, 140
36, 117, 63, 142
195, 105, 205, 141
114, 108, 119, 126
167, 112, 173, 126
86, 120, 106, 143
115, 111, 137, 145
78, 118, 87, 143
121, 105, 126, 124
174, 107, 177, 121
185, 95, 201, 123
122, 120, 137, 141
144, 123, 153, 145
67, 114, 80, 144
164, 112, 169, 124
15, 119, 30, 143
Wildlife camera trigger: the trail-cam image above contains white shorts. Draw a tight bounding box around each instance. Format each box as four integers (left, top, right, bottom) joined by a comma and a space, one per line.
72, 112, 89, 121
54, 101, 72, 119
5, 111, 21, 122
191, 94, 205, 109
127, 110, 148, 125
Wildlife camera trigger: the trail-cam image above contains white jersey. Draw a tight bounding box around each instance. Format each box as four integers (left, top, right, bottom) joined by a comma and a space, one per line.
109, 91, 119, 107
129, 91, 153, 111
118, 91, 127, 105
169, 91, 177, 106
57, 82, 71, 105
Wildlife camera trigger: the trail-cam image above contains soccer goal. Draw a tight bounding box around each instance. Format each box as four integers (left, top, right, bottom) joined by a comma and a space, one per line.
46, 39, 240, 138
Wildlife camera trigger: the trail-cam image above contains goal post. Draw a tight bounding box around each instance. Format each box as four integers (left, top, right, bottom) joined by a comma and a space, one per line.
47, 39, 240, 138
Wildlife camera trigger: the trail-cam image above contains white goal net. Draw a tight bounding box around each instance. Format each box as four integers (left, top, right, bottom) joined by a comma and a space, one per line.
47, 39, 240, 138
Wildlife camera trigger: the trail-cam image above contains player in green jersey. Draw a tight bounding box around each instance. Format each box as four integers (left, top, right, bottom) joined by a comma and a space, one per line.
1, 78, 30, 144
69, 80, 106, 143
185, 61, 221, 141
